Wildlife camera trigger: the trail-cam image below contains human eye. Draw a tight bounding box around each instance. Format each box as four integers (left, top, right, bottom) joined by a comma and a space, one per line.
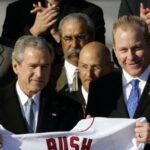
134, 45, 142, 51
81, 64, 88, 70
77, 34, 86, 41
41, 64, 49, 69
93, 64, 102, 70
63, 36, 72, 42
29, 64, 37, 69
119, 47, 128, 53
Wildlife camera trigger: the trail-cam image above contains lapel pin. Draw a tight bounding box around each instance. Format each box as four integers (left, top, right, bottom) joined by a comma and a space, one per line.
52, 113, 57, 116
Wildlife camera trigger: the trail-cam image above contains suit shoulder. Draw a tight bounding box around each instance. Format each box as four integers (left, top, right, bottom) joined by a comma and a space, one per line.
91, 71, 121, 86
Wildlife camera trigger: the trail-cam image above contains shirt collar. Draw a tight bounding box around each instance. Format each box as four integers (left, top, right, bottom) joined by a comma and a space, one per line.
64, 60, 77, 77
16, 81, 41, 106
81, 86, 88, 105
122, 64, 150, 87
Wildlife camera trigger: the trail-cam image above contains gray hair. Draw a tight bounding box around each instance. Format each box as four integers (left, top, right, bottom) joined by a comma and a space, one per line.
112, 15, 149, 44
12, 35, 54, 63
58, 12, 95, 40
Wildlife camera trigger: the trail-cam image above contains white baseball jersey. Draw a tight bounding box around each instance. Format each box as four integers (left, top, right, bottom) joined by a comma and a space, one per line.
1, 117, 145, 150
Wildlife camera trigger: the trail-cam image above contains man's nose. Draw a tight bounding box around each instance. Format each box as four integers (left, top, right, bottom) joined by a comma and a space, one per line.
70, 38, 79, 49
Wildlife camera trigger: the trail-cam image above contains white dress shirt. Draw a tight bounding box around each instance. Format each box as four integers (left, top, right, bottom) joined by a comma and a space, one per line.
122, 65, 150, 104
81, 86, 88, 105
64, 60, 77, 91
16, 82, 40, 131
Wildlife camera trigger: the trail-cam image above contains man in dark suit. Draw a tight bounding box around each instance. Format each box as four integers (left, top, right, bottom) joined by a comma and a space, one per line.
86, 16, 150, 147
118, 0, 150, 16
118, 1, 150, 32
49, 13, 94, 94
1, 0, 105, 49
0, 35, 83, 134
69, 41, 113, 108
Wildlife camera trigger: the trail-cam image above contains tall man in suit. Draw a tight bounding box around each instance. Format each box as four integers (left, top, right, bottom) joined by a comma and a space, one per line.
50, 13, 94, 95
86, 16, 150, 147
0, 35, 83, 134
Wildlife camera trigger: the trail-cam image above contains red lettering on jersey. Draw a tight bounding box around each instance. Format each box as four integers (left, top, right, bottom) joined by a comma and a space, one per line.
63, 136, 68, 150
58, 137, 63, 150
46, 138, 57, 150
70, 136, 79, 150
81, 138, 92, 150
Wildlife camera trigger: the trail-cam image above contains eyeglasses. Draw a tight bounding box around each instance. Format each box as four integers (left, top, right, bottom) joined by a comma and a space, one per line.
62, 34, 87, 44
79, 63, 104, 71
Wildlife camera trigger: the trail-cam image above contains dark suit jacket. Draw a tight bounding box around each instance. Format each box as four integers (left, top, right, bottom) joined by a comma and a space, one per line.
49, 59, 68, 92
118, 0, 150, 17
86, 70, 150, 150
86, 71, 150, 120
0, 43, 16, 86
68, 87, 87, 117
68, 87, 86, 105
2, 0, 105, 45
49, 59, 81, 94
0, 81, 83, 134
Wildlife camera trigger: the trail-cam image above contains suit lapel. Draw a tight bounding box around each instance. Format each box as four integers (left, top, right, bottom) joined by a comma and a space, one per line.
111, 92, 129, 118
78, 87, 86, 105
36, 90, 60, 132
56, 67, 69, 92
135, 75, 150, 118
2, 82, 28, 133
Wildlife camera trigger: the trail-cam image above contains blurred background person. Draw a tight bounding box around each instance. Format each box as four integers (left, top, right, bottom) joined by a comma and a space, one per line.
69, 41, 113, 116
1, 0, 105, 49
49, 13, 94, 95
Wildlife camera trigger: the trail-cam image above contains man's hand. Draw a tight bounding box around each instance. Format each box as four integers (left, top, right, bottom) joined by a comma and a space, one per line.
30, 2, 59, 36
86, 114, 92, 119
140, 3, 150, 32
0, 135, 3, 149
135, 121, 150, 144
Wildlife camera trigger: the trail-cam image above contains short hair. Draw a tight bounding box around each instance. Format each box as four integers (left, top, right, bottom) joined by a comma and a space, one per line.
112, 15, 149, 44
58, 12, 95, 40
12, 35, 54, 63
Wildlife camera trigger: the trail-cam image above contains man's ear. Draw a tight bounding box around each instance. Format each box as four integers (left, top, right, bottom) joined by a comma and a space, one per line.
112, 44, 117, 56
12, 59, 19, 75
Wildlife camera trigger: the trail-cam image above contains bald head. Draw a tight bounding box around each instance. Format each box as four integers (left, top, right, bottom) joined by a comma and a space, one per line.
79, 41, 111, 65
78, 41, 113, 92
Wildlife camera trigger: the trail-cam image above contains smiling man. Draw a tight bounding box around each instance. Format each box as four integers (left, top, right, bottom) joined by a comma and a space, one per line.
49, 13, 94, 94
86, 16, 150, 149
68, 41, 113, 117
0, 35, 83, 135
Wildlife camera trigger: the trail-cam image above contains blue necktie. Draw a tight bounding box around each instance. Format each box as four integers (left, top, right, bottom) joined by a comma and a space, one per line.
25, 99, 35, 133
127, 79, 139, 118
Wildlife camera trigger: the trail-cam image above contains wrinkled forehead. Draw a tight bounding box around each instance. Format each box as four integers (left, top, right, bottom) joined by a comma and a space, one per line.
113, 25, 146, 43
61, 20, 88, 36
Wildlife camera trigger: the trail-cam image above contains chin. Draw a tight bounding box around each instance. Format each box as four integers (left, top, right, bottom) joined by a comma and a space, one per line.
127, 69, 143, 77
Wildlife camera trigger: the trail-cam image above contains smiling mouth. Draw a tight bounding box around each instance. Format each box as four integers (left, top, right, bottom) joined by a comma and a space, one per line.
85, 79, 93, 83
33, 80, 43, 83
128, 60, 141, 66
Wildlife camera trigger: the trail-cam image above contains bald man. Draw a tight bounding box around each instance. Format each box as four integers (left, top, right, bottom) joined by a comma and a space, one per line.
69, 41, 113, 114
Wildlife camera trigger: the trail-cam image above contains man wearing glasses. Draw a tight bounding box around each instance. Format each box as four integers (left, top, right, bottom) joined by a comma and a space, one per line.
49, 13, 94, 95
69, 41, 113, 116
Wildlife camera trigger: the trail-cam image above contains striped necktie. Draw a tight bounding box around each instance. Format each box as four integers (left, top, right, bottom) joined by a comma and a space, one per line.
72, 68, 79, 91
